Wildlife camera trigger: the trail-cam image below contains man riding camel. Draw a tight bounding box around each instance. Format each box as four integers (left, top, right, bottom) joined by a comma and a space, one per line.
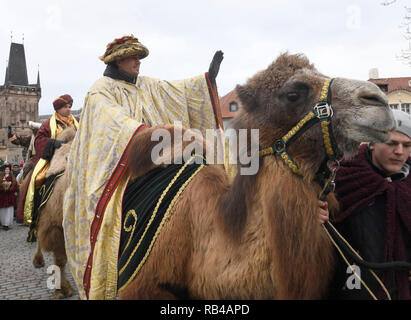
24, 94, 79, 241
63, 35, 225, 300
8, 121, 41, 223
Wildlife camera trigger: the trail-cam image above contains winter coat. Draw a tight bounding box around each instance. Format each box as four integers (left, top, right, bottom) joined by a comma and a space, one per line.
328, 144, 411, 300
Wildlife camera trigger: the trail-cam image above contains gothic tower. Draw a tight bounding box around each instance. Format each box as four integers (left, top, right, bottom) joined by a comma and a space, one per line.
0, 40, 41, 163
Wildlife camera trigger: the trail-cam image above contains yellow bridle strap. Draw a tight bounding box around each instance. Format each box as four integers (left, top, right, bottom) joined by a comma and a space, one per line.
318, 78, 333, 104
282, 111, 316, 144
280, 152, 303, 176
259, 147, 274, 158
321, 121, 335, 157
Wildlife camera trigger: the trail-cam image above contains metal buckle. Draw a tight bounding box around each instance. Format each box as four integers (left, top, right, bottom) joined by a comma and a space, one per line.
314, 103, 333, 120
273, 140, 286, 153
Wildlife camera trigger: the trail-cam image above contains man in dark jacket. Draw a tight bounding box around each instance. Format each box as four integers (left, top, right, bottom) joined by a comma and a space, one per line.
329, 109, 411, 300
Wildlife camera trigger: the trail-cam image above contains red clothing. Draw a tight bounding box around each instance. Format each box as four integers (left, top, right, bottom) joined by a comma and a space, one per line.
34, 116, 80, 165
0, 174, 18, 208
16, 119, 53, 222
34, 119, 52, 166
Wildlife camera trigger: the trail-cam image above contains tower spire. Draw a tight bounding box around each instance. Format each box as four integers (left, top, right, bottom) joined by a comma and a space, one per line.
6, 42, 29, 85
4, 59, 9, 85
36, 65, 41, 88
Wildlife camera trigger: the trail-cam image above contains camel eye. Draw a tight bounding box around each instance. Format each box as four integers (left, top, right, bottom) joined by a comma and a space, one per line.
287, 92, 300, 102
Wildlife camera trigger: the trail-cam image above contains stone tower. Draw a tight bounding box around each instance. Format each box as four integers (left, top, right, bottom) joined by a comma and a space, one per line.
0, 41, 41, 164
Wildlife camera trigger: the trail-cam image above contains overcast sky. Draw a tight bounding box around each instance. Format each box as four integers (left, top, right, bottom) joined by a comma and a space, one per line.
0, 0, 410, 115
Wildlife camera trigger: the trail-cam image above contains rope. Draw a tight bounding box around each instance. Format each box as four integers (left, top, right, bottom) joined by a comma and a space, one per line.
323, 221, 392, 300
322, 224, 379, 300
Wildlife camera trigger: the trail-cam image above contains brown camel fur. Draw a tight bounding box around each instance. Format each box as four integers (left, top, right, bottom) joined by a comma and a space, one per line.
31, 127, 76, 299
118, 53, 394, 299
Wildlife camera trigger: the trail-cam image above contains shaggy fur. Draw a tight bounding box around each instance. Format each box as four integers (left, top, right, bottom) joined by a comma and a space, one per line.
127, 124, 208, 180
31, 127, 76, 299
119, 53, 394, 300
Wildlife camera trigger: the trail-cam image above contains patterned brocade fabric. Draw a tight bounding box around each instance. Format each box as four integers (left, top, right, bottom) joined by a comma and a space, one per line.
62, 74, 219, 300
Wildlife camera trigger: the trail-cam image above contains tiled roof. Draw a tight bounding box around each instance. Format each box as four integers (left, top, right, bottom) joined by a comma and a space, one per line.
368, 77, 411, 94
219, 90, 241, 119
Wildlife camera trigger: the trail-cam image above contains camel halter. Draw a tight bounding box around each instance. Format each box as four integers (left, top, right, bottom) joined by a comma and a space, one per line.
259, 78, 342, 181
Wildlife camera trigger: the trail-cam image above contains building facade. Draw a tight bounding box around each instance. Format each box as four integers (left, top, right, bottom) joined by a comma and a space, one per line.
368, 69, 411, 114
219, 90, 241, 131
0, 42, 41, 164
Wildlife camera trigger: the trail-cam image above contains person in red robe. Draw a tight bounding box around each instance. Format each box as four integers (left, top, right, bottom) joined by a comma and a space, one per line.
0, 165, 18, 230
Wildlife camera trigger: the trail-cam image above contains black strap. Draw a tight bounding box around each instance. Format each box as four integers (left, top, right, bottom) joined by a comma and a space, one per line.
324, 221, 411, 271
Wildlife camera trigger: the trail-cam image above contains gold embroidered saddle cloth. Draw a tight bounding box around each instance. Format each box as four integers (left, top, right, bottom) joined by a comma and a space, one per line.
117, 155, 205, 292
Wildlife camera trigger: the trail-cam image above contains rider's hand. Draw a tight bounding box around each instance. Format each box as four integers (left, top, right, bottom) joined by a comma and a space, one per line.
42, 139, 65, 161
208, 50, 224, 84
318, 200, 329, 224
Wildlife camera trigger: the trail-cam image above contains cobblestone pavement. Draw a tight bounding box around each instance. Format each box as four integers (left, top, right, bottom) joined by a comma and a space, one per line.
0, 221, 79, 300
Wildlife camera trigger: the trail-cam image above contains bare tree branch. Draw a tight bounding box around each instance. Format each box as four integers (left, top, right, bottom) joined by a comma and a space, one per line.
380, 0, 397, 6
381, 1, 411, 66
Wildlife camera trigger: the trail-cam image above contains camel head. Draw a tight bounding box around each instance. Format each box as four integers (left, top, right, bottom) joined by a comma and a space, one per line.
234, 53, 395, 167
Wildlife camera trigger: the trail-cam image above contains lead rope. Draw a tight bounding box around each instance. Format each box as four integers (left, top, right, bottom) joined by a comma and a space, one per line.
321, 224, 378, 300
322, 221, 392, 300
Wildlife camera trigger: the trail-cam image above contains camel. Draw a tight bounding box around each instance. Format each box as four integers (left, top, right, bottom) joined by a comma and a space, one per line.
118, 53, 395, 299
29, 127, 76, 299
25, 53, 394, 300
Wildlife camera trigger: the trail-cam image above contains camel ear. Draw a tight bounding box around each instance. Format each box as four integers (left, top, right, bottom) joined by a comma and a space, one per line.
236, 84, 258, 110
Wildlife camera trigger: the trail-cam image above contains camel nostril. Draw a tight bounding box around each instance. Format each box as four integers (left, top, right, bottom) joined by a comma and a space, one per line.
359, 94, 387, 107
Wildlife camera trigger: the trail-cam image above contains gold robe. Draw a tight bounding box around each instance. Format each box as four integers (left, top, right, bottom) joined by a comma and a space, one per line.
63, 74, 223, 300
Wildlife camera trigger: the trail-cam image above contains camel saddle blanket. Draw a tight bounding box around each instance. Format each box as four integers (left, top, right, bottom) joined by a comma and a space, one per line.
27, 171, 65, 243
117, 155, 205, 292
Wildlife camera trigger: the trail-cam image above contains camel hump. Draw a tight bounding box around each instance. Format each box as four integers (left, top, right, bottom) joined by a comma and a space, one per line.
127, 124, 207, 180
56, 127, 76, 143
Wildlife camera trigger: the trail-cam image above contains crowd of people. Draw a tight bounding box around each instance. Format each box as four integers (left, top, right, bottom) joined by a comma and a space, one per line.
0, 34, 410, 300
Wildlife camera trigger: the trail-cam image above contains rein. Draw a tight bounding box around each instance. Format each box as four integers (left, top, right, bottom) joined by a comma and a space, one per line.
258, 78, 411, 300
